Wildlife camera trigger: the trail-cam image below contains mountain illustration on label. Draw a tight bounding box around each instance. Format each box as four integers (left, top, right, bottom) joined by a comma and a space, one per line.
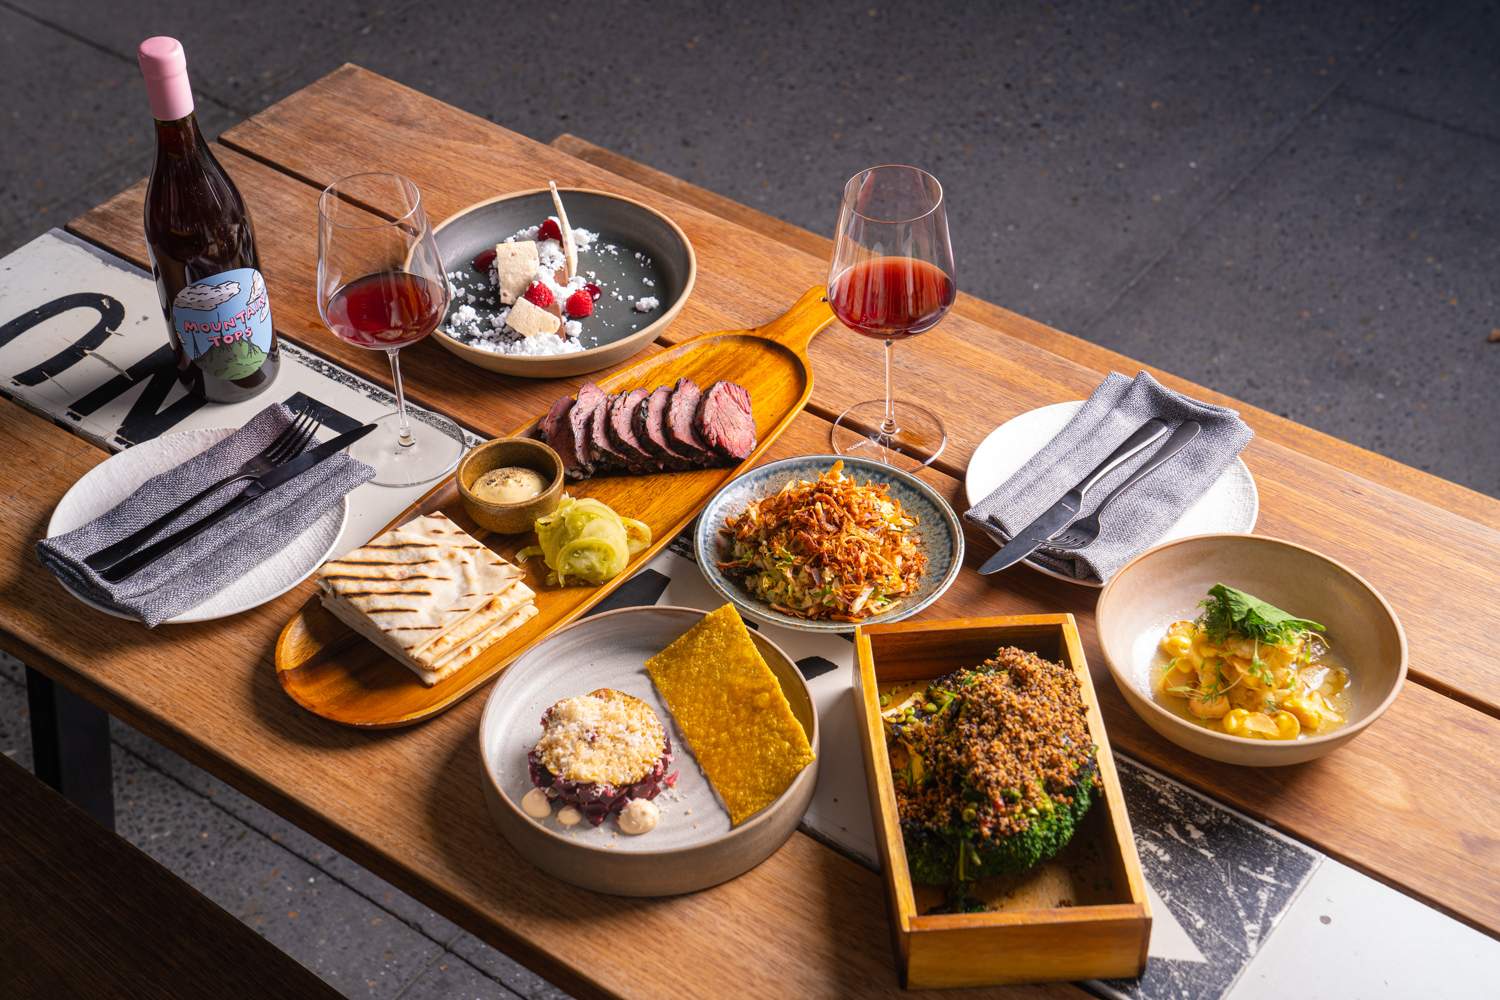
172, 268, 274, 381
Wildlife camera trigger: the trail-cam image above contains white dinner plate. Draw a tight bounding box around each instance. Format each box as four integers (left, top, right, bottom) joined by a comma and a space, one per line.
46, 427, 348, 624
964, 401, 1258, 588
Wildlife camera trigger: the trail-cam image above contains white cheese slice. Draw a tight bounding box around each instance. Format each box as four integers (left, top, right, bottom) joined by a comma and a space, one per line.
494, 241, 539, 305
505, 296, 561, 339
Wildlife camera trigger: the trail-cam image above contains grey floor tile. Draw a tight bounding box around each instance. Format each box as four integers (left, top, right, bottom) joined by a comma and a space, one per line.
397, 952, 524, 1000
339, 0, 1413, 334
0, 156, 146, 256
0, 7, 146, 239
1084, 94, 1500, 494
0, 650, 23, 685
109, 718, 464, 946
0, 665, 34, 771
0, 4, 241, 256
448, 931, 571, 1000
4, 0, 411, 115
1343, 0, 1500, 139
112, 745, 444, 998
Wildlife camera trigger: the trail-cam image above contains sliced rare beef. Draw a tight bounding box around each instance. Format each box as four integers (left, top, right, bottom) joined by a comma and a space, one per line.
586, 385, 633, 472
665, 378, 717, 466
634, 386, 696, 470
606, 389, 656, 471
696, 380, 756, 461
564, 382, 609, 479
537, 395, 587, 478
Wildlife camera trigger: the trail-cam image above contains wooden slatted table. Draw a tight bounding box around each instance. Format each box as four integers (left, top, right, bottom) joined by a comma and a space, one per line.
1, 65, 1496, 998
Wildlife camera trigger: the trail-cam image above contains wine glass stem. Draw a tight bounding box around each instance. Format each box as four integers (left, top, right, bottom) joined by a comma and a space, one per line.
386, 348, 415, 449
880, 338, 900, 437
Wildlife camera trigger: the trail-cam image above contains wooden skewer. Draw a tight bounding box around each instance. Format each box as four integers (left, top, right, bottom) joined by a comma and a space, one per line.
549, 180, 578, 281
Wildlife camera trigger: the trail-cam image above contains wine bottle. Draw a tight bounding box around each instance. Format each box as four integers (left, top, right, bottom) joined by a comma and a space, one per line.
137, 36, 278, 403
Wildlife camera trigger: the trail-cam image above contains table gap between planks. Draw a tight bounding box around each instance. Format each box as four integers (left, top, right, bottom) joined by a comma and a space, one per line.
0, 63, 1477, 996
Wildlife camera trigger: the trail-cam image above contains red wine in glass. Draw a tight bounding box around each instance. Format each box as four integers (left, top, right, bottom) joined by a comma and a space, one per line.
323, 270, 446, 349
828, 256, 956, 340
827, 165, 956, 468
316, 172, 464, 487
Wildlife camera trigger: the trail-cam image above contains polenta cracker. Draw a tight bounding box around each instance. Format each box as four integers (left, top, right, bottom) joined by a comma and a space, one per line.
646, 605, 815, 825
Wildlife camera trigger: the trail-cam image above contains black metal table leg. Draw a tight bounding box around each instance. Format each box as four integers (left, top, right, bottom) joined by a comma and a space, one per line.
25, 666, 114, 829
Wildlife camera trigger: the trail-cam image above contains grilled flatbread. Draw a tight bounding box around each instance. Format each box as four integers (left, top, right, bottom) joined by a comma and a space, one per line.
323, 591, 538, 686
317, 512, 536, 685
317, 513, 521, 656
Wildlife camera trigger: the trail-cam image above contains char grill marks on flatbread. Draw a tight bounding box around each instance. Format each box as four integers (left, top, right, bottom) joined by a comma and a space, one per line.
316, 512, 536, 683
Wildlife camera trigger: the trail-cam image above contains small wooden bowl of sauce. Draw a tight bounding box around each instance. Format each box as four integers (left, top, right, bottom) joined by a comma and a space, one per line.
457, 437, 564, 534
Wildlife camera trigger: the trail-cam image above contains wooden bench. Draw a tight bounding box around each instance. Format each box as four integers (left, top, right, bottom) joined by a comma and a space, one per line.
0, 753, 341, 1000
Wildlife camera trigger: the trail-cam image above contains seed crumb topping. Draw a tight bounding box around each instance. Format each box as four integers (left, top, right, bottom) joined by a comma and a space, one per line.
536, 689, 665, 786
888, 646, 1095, 841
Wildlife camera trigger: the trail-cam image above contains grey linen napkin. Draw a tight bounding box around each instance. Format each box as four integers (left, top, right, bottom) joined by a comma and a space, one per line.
964, 372, 1252, 582
37, 404, 373, 627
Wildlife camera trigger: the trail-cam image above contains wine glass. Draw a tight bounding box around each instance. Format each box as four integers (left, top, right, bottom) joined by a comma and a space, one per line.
827, 165, 955, 469
316, 172, 466, 487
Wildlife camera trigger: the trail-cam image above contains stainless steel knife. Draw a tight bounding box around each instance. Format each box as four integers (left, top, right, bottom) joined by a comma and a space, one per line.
977, 418, 1169, 575
99, 422, 377, 582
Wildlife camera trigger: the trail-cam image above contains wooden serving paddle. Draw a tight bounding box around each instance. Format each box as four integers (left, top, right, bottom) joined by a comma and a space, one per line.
275, 287, 836, 727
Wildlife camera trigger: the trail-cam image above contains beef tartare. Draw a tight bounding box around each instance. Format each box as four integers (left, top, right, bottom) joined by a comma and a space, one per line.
527, 688, 676, 826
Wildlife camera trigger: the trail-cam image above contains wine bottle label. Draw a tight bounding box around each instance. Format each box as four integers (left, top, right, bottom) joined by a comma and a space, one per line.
172, 267, 273, 381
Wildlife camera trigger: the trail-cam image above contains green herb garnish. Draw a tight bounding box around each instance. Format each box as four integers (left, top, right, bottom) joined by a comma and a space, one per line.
1199, 584, 1324, 645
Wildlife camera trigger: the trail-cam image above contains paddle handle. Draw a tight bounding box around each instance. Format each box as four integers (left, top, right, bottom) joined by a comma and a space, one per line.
753, 285, 837, 357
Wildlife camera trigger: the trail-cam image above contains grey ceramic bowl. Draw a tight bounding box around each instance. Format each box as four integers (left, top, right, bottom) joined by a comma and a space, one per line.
1096, 534, 1407, 766
477, 605, 819, 896
431, 188, 695, 377
693, 455, 964, 634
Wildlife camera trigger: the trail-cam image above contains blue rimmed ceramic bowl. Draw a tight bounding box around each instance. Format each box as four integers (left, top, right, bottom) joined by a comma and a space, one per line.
693, 455, 964, 634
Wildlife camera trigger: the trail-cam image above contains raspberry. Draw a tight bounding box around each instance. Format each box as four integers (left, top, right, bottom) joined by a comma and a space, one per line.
564, 290, 594, 318
584, 282, 603, 300
523, 282, 554, 308
470, 247, 496, 273
537, 218, 564, 243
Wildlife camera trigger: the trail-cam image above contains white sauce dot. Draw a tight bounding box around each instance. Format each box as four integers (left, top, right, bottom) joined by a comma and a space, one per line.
556, 805, 583, 828
521, 787, 552, 820
617, 798, 660, 836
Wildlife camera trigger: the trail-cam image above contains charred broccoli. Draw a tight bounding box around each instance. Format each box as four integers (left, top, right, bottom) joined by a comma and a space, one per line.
882, 646, 1098, 901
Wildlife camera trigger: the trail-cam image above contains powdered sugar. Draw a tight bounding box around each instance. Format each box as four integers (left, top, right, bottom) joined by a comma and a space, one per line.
441, 214, 666, 357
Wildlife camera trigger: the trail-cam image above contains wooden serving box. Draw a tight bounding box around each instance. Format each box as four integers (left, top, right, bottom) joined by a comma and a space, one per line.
853, 615, 1150, 989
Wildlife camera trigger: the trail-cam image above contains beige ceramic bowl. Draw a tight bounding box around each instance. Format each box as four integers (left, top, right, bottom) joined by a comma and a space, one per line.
1096, 534, 1406, 766
477, 606, 819, 896
456, 437, 563, 534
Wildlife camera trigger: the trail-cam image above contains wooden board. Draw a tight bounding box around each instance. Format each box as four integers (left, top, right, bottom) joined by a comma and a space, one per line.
0, 755, 341, 1000
4, 399, 1499, 1000
79, 66, 1499, 716
11, 64, 1494, 999
854, 616, 1150, 989
275, 288, 834, 726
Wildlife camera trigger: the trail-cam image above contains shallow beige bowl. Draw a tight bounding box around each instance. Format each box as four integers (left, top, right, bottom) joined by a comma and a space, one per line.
1096, 534, 1406, 766
477, 606, 819, 896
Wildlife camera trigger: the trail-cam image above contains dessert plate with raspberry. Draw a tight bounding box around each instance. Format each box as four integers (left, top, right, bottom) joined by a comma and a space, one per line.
431, 187, 695, 377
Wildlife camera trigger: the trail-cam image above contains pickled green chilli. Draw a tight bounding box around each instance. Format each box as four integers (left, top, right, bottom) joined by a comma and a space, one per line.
516, 495, 651, 586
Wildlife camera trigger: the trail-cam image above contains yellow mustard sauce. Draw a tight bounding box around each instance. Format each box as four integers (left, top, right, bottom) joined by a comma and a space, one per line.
472, 465, 547, 504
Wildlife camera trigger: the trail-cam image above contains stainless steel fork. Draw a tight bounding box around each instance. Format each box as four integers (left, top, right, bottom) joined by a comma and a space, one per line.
83, 402, 322, 570
1048, 420, 1203, 551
